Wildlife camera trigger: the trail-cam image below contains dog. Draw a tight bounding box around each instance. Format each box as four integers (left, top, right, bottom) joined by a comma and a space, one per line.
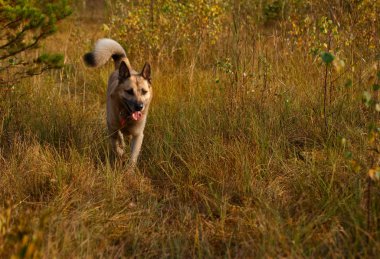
83, 38, 152, 166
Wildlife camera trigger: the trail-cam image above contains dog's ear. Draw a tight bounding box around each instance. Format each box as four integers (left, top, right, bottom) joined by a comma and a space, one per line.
119, 61, 131, 80
141, 62, 151, 83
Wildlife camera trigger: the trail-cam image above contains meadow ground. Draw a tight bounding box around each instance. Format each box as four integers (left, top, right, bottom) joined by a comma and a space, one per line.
1, 1, 380, 258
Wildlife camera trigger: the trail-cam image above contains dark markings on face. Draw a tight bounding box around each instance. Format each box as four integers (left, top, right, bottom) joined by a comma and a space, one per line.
119, 75, 150, 99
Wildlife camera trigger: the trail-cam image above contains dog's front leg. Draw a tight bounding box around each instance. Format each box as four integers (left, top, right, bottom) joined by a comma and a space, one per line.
111, 130, 125, 158
130, 133, 144, 166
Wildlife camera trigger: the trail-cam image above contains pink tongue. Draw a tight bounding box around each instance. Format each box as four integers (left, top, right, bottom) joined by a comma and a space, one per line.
131, 111, 142, 121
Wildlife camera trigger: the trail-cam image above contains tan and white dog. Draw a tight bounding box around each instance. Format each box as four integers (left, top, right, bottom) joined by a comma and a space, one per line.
83, 38, 152, 166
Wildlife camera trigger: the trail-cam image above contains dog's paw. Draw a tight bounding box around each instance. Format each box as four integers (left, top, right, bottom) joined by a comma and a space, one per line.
125, 161, 137, 174
125, 167, 134, 174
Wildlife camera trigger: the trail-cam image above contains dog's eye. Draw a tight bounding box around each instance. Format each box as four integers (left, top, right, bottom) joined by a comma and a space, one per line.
141, 89, 148, 95
126, 89, 134, 95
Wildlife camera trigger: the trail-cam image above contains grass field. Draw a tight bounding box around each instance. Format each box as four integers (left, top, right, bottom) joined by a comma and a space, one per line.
1, 1, 380, 257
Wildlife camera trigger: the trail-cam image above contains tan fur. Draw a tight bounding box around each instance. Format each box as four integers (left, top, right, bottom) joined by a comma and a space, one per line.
84, 39, 152, 167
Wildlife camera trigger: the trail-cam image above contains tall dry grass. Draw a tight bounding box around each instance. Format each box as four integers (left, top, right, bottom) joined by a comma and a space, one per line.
1, 1, 380, 257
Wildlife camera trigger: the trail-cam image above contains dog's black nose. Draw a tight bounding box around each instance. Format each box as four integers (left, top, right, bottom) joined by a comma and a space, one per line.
135, 103, 144, 111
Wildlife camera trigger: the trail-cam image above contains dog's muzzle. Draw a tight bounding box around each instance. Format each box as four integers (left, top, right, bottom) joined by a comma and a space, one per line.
122, 99, 144, 121
123, 99, 144, 112
135, 103, 144, 112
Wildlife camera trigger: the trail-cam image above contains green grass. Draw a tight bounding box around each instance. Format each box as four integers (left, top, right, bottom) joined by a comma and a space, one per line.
1, 7, 380, 258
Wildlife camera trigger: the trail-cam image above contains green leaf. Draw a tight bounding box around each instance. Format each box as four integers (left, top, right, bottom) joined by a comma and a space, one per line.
368, 123, 377, 132
373, 84, 380, 91
344, 151, 352, 159
320, 51, 334, 64
344, 79, 352, 88
36, 53, 64, 67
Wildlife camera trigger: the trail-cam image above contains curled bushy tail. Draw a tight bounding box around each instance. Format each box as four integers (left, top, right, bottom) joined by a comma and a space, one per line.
83, 38, 130, 69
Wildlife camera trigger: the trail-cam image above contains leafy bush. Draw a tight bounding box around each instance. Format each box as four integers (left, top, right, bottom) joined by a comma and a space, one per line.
0, 0, 71, 87
107, 0, 224, 63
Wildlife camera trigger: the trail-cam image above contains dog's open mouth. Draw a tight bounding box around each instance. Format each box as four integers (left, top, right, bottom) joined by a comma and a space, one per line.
122, 100, 143, 121
131, 111, 142, 121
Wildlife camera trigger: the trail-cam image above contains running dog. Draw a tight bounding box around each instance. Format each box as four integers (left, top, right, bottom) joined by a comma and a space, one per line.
83, 38, 152, 166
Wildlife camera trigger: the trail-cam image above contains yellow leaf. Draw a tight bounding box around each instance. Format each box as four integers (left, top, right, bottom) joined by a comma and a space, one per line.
102, 24, 110, 32
369, 168, 380, 181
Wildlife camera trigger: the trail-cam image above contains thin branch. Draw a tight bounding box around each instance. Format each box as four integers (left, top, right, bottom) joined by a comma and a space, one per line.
0, 64, 59, 86
0, 31, 49, 60
0, 24, 31, 49
0, 17, 22, 31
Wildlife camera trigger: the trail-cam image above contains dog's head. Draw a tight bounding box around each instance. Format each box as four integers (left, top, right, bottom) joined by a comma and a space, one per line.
114, 61, 152, 121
